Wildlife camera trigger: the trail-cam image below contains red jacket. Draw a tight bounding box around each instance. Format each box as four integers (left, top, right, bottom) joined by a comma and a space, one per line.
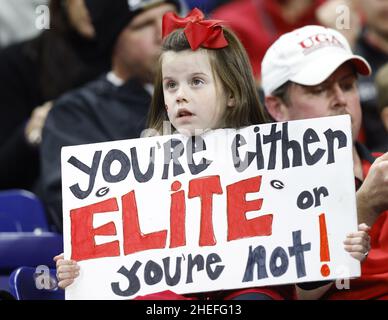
212, 0, 326, 78
135, 286, 296, 300
323, 145, 388, 300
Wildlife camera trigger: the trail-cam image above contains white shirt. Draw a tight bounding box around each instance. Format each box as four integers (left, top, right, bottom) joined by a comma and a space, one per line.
106, 71, 154, 95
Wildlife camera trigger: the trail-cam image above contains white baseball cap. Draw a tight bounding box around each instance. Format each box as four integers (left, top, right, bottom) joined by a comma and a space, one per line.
261, 25, 371, 96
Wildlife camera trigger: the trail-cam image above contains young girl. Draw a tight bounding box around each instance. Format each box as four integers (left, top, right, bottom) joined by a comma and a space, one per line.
55, 8, 370, 300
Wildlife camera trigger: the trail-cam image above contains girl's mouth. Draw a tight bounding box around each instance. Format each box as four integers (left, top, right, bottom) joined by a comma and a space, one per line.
177, 109, 194, 118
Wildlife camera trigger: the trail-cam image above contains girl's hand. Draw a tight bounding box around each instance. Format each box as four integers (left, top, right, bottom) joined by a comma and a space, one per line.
343, 223, 371, 262
54, 253, 80, 289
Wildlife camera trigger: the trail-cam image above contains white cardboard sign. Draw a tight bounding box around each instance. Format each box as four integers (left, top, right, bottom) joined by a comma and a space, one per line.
61, 115, 359, 300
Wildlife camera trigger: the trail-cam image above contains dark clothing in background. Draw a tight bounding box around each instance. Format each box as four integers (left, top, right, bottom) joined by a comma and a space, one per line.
41, 76, 151, 231
355, 30, 388, 153
0, 42, 42, 190
0, 30, 111, 191
85, 0, 181, 53
323, 144, 388, 299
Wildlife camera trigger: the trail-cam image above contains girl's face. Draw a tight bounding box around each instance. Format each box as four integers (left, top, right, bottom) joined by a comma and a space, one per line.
162, 49, 234, 135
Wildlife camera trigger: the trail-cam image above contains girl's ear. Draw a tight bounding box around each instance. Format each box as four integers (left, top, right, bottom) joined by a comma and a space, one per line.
265, 95, 289, 122
227, 92, 236, 108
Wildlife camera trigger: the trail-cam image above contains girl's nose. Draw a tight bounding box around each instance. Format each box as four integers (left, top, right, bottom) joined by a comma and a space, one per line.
176, 86, 188, 103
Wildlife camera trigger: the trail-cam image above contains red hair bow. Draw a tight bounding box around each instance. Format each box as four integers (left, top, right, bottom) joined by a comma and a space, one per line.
162, 8, 228, 51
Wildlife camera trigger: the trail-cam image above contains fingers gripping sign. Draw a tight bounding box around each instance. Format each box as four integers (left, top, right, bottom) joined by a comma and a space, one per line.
54, 253, 80, 289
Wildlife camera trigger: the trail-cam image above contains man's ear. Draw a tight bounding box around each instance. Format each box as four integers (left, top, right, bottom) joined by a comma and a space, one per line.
265, 95, 289, 122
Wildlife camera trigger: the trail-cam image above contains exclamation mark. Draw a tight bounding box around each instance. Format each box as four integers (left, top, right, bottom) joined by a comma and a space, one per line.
319, 213, 331, 277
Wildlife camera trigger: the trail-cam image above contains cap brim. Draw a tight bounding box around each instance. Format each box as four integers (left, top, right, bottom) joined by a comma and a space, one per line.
290, 53, 371, 87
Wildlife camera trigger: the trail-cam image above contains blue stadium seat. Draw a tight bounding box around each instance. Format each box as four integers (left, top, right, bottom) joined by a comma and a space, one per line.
9, 266, 64, 300
0, 232, 63, 271
0, 189, 49, 232
0, 190, 63, 293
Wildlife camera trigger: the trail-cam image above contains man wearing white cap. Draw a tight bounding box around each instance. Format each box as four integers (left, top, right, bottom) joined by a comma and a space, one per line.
262, 25, 388, 299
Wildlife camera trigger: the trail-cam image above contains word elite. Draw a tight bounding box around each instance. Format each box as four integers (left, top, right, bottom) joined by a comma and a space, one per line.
70, 175, 273, 261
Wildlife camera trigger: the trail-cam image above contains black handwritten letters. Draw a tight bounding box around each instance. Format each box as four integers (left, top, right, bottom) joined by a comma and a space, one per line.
111, 253, 224, 297
67, 123, 347, 200
63, 119, 352, 298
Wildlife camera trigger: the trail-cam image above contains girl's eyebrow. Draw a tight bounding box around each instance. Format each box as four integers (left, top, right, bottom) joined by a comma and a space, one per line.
191, 72, 208, 76
189, 72, 211, 79
163, 72, 209, 80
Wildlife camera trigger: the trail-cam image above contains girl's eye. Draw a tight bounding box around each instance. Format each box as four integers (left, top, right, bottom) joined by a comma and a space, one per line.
166, 81, 176, 89
192, 78, 204, 86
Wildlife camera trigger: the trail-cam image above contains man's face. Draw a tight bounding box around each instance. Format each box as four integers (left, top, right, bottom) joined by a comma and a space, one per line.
280, 63, 362, 141
359, 0, 388, 38
114, 3, 176, 82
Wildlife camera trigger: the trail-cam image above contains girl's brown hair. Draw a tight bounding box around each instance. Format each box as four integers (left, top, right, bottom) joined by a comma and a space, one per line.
147, 27, 268, 134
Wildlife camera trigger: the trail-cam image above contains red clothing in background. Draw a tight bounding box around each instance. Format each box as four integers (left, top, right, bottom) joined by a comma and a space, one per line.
212, 0, 326, 78
324, 146, 388, 300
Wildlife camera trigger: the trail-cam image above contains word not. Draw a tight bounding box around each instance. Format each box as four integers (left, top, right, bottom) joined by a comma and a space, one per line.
243, 230, 311, 281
